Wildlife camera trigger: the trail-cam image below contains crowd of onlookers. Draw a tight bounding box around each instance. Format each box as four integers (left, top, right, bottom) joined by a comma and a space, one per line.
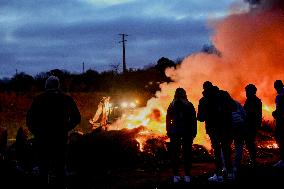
166, 80, 284, 183
0, 76, 284, 188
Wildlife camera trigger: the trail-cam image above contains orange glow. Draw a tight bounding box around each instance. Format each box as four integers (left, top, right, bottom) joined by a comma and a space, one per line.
258, 142, 279, 149
109, 97, 211, 150
267, 143, 279, 149
109, 3, 284, 151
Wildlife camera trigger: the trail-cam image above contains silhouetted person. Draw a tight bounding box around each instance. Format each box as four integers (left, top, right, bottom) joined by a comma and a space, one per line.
243, 84, 262, 166
166, 88, 197, 183
26, 76, 81, 187
272, 80, 284, 167
198, 81, 234, 182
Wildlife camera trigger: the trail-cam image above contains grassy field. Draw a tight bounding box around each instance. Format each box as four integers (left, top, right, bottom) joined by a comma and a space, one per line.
0, 91, 152, 140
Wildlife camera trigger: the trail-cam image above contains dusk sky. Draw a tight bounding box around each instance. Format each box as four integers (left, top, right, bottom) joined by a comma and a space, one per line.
0, 0, 243, 78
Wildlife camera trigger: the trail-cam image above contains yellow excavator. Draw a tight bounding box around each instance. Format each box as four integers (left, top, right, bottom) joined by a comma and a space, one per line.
89, 96, 112, 130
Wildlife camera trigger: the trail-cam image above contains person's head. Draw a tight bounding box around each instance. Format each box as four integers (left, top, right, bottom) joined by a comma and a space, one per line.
245, 84, 257, 98
45, 76, 60, 90
174, 87, 187, 99
203, 81, 213, 90
274, 80, 283, 94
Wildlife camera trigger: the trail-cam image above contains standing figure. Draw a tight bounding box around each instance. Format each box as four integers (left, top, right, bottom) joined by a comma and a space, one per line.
197, 81, 235, 182
26, 76, 81, 187
166, 88, 197, 183
244, 84, 262, 166
90, 96, 111, 130
272, 80, 284, 167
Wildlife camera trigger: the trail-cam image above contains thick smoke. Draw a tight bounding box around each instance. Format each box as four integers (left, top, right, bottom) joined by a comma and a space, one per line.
246, 0, 284, 10
162, 0, 284, 116
111, 0, 284, 149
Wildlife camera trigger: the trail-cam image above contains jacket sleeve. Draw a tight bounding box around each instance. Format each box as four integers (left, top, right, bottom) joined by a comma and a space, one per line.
197, 98, 206, 122
66, 96, 81, 131
257, 99, 262, 126
190, 104, 197, 138
237, 102, 246, 121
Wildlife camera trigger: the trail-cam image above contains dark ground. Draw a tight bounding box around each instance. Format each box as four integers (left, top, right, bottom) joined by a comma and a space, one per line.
1, 128, 283, 188
69, 162, 284, 189
1, 160, 284, 189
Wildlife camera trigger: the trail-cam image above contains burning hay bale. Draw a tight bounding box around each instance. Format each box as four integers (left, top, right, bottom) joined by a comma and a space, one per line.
192, 144, 213, 162
67, 126, 213, 175
255, 129, 279, 162
139, 138, 213, 171
67, 127, 143, 174
140, 137, 169, 171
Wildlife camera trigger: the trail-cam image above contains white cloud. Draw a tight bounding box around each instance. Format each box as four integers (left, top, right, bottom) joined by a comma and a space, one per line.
83, 0, 135, 7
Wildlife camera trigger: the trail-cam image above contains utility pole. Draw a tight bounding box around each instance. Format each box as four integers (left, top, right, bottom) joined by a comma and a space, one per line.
119, 33, 128, 74
82, 62, 85, 74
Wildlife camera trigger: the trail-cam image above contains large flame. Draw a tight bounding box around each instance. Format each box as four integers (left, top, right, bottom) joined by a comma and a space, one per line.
109, 91, 211, 150
110, 0, 284, 150
165, 0, 284, 120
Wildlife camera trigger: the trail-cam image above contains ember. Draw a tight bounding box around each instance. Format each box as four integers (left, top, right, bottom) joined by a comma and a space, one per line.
258, 142, 279, 149
266, 143, 279, 149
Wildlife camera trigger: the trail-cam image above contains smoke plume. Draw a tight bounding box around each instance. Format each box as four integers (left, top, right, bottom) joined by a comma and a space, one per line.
163, 0, 284, 116
111, 0, 284, 149
246, 0, 284, 10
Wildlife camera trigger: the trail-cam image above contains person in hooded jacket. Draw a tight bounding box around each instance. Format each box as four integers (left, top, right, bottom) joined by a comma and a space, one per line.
166, 88, 197, 183
244, 84, 262, 166
197, 81, 235, 182
26, 76, 81, 187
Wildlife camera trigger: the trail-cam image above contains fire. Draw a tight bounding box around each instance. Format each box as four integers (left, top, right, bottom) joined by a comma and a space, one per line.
164, 1, 284, 121
258, 142, 279, 149
266, 143, 279, 149
109, 1, 284, 151
109, 97, 211, 150
262, 104, 275, 120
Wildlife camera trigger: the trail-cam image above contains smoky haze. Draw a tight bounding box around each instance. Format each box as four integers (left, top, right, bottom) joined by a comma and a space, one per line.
158, 0, 284, 118
246, 0, 284, 9
109, 0, 284, 149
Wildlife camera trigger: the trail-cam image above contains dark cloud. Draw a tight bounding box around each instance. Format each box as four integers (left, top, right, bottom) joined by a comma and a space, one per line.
245, 0, 261, 5
0, 0, 232, 78
245, 0, 284, 9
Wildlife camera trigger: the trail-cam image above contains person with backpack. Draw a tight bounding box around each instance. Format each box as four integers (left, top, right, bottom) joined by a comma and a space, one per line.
197, 82, 235, 182
272, 80, 284, 167
166, 88, 197, 183
231, 100, 246, 175
244, 84, 262, 167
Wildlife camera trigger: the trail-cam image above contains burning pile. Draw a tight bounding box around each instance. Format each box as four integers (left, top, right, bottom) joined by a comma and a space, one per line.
109, 0, 284, 150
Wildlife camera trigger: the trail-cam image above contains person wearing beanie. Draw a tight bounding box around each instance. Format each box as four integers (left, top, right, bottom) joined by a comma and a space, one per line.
243, 84, 262, 167
26, 75, 81, 187
45, 75, 60, 90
